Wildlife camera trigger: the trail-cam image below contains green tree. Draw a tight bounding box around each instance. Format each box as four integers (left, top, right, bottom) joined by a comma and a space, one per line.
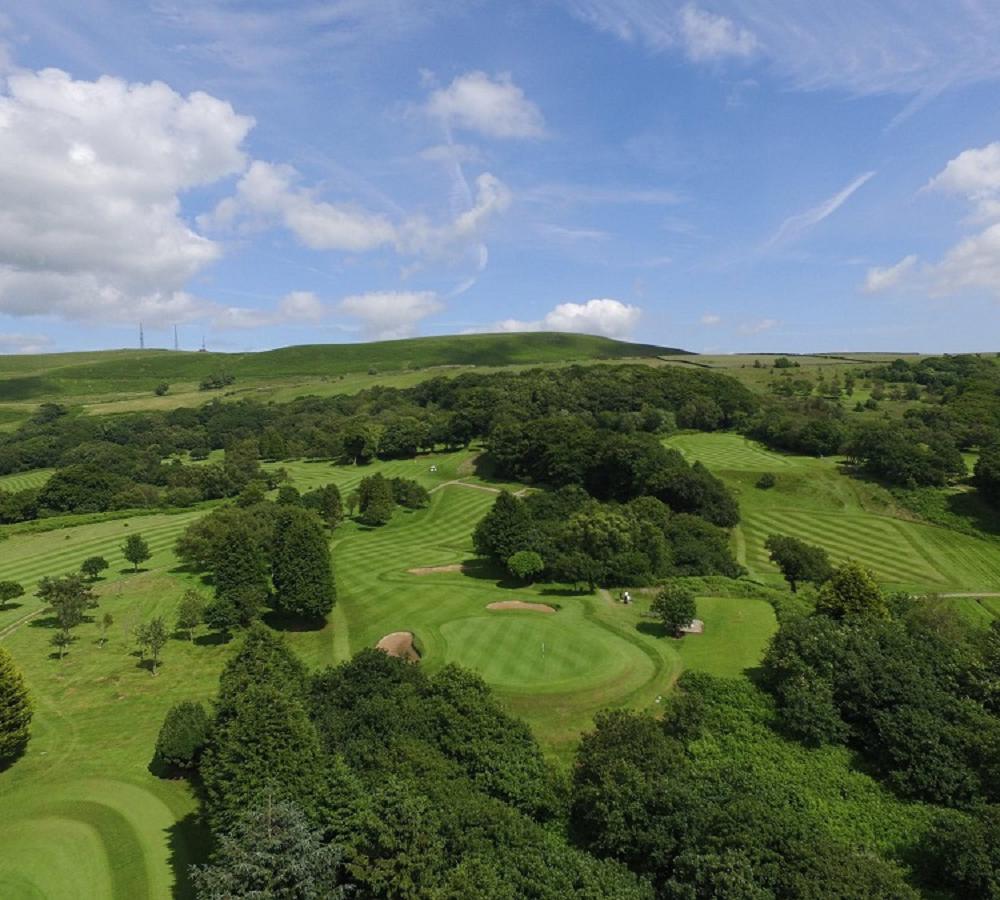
0, 645, 32, 763
137, 617, 168, 674
50, 630, 72, 660
209, 517, 271, 630
191, 797, 348, 899
506, 550, 544, 583
975, 444, 1000, 506
815, 561, 887, 620
154, 382, 169, 396
651, 583, 697, 636
302, 483, 344, 529
473, 491, 535, 563
200, 683, 326, 830
99, 611, 114, 648
176, 590, 205, 640
0, 580, 24, 611
80, 556, 109, 581
358, 474, 394, 527
155, 700, 209, 770
122, 533, 151, 571
37, 574, 95, 652
277, 485, 302, 506
764, 534, 833, 593
271, 508, 336, 619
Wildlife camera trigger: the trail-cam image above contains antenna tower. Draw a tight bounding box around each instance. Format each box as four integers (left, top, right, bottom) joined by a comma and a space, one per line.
174, 325, 179, 351
139, 322, 145, 350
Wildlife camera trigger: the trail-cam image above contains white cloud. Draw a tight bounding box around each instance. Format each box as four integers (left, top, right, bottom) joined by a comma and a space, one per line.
700, 313, 722, 325
497, 298, 641, 338
563, 2, 1000, 98
211, 291, 330, 330
426, 71, 545, 139
0, 332, 53, 354
205, 163, 510, 260
738, 317, 778, 335
868, 143, 1000, 299
339, 291, 443, 340
863, 255, 917, 293
765, 171, 875, 249
679, 5, 757, 62
0, 67, 253, 324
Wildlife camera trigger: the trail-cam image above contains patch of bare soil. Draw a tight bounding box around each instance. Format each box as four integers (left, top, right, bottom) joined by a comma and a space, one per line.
376, 631, 420, 662
407, 563, 466, 575
486, 600, 556, 613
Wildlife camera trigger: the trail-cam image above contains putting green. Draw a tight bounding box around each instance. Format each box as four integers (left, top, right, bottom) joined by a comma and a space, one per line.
439, 612, 651, 691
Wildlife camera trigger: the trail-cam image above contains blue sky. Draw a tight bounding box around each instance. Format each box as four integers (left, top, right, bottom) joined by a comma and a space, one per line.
1, 1, 999, 354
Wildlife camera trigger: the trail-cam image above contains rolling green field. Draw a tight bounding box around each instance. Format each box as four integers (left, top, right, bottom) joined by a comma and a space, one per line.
667, 432, 1000, 594
0, 468, 55, 492
0, 448, 776, 897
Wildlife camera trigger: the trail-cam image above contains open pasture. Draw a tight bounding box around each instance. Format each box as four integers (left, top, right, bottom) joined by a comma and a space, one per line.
668, 432, 1000, 593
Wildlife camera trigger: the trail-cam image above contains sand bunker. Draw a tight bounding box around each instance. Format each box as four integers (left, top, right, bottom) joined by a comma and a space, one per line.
486, 600, 556, 613
376, 632, 421, 662
408, 563, 466, 576
680, 619, 705, 635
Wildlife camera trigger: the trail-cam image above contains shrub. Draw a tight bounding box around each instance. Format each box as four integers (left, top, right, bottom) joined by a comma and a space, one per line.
155, 700, 209, 769
756, 473, 777, 489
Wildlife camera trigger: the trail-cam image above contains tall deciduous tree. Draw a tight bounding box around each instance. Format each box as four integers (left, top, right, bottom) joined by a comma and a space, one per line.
271, 508, 336, 619
764, 534, 833, 593
0, 645, 32, 763
302, 483, 344, 529
815, 561, 887, 620
176, 590, 205, 640
137, 617, 168, 674
122, 533, 151, 571
80, 556, 109, 581
651, 583, 697, 637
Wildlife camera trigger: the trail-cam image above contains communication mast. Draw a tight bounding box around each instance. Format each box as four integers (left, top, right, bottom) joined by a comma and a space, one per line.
174, 325, 179, 351
139, 322, 145, 350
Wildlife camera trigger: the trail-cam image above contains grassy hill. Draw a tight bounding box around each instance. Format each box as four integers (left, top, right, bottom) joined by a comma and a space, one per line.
0, 333, 678, 403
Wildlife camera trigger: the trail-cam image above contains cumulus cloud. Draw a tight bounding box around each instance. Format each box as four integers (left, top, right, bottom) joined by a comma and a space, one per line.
863, 255, 918, 293
867, 142, 1000, 299
497, 298, 641, 338
679, 5, 757, 61
426, 71, 545, 139
700, 313, 722, 325
204, 163, 510, 260
0, 67, 253, 324
339, 291, 443, 340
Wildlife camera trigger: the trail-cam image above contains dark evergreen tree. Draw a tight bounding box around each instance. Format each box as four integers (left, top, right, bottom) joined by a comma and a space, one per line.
302, 483, 343, 529
358, 474, 394, 526
210, 517, 271, 628
271, 507, 336, 619
0, 645, 32, 764
191, 796, 348, 899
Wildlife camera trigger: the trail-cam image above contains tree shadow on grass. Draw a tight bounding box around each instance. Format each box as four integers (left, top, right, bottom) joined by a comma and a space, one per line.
458, 558, 504, 582
262, 609, 327, 632
0, 602, 24, 613
118, 567, 148, 576
29, 614, 60, 629
947, 490, 1000, 535
636, 621, 670, 639
538, 587, 588, 598
167, 811, 211, 900
194, 630, 231, 647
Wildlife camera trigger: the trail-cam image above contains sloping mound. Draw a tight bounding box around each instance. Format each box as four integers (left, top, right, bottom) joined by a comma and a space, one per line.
408, 563, 465, 576
376, 631, 420, 662
486, 600, 556, 613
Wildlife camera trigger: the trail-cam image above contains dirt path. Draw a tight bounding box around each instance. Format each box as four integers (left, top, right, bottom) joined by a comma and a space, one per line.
938, 592, 1000, 598
429, 479, 501, 495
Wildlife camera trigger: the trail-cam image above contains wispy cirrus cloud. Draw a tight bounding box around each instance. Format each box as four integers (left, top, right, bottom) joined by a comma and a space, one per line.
764, 171, 875, 250
562, 1, 1000, 101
